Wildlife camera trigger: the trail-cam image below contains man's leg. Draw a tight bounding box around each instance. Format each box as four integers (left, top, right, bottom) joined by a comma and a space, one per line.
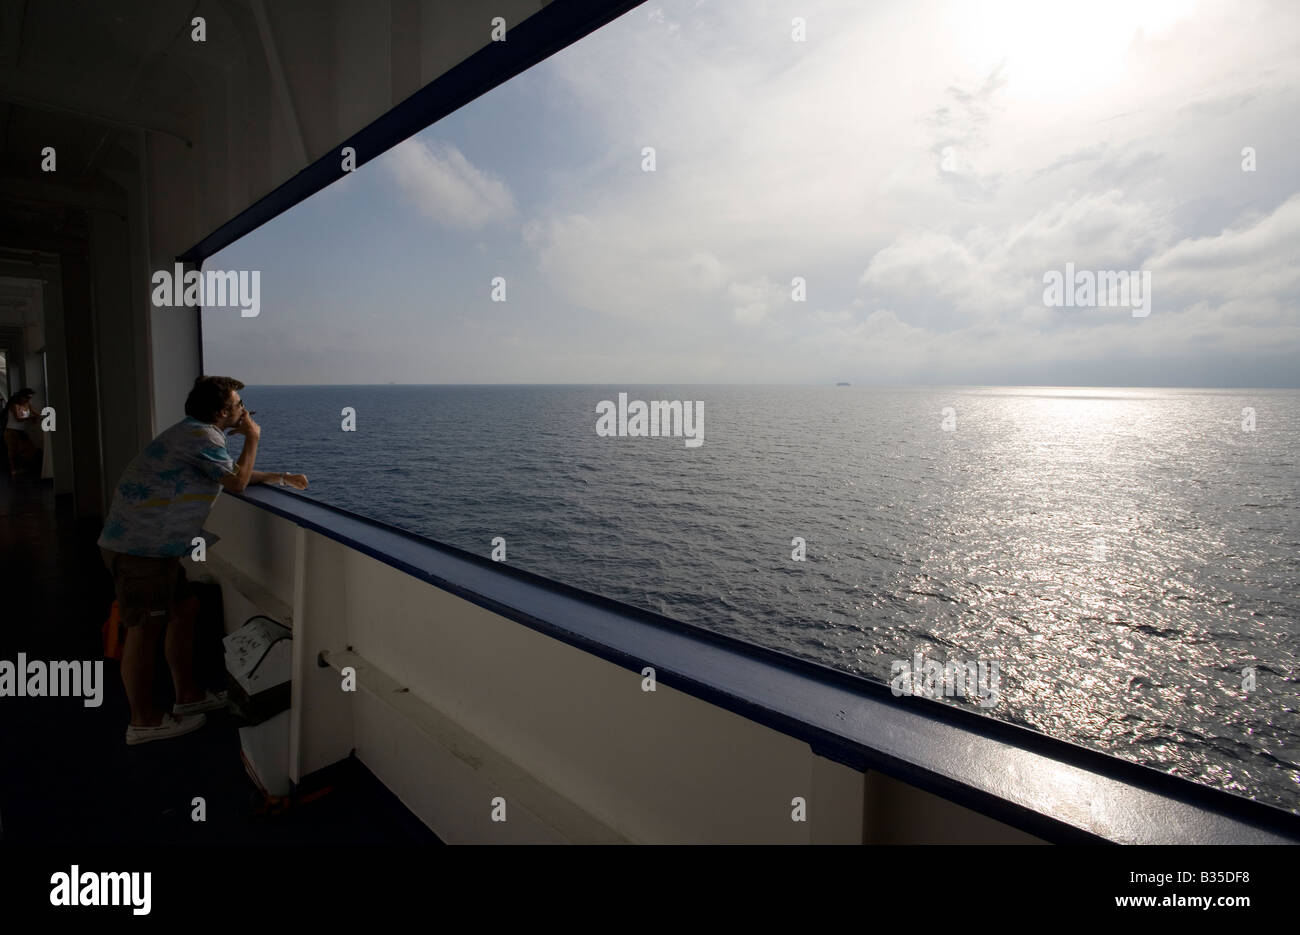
121, 619, 166, 726
107, 549, 182, 725
165, 594, 205, 707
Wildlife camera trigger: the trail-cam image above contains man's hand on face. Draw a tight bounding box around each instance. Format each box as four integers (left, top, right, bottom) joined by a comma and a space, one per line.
231, 410, 261, 440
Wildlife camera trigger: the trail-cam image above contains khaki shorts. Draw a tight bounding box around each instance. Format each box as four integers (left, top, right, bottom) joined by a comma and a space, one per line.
101, 548, 193, 628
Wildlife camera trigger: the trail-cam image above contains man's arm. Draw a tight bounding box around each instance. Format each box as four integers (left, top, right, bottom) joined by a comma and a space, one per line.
218, 429, 259, 493
214, 413, 308, 492
246, 469, 310, 490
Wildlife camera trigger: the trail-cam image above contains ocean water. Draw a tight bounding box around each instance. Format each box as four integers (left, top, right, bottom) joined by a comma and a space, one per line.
230, 385, 1299, 813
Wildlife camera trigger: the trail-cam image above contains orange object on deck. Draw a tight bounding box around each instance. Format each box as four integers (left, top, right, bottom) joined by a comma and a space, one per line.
102, 601, 124, 660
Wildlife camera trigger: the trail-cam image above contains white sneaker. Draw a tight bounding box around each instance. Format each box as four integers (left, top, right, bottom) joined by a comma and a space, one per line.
125, 712, 207, 745
173, 690, 228, 715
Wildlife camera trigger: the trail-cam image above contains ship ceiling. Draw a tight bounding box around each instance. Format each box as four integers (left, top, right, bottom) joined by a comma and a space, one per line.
0, 0, 584, 262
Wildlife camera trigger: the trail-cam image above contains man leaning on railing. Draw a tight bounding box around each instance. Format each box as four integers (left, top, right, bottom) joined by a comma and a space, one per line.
97, 375, 308, 745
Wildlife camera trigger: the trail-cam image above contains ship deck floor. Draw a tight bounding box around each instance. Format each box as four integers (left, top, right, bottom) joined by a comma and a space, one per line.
0, 473, 441, 846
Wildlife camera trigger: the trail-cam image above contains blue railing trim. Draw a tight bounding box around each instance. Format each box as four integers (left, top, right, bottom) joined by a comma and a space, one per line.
230, 485, 1300, 844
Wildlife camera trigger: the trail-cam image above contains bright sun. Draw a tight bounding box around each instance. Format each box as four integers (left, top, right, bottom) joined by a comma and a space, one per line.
950, 0, 1200, 100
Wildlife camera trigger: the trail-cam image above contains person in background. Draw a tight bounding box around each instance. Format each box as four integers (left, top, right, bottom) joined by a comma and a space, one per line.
5, 387, 42, 479
98, 375, 308, 745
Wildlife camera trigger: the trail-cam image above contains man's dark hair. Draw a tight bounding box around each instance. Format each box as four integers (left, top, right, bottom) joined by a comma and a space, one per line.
185, 375, 244, 424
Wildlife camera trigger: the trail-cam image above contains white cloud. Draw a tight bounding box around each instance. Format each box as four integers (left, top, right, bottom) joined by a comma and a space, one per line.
1146, 194, 1300, 303
384, 139, 516, 230
728, 277, 786, 324
522, 211, 731, 320
858, 190, 1175, 331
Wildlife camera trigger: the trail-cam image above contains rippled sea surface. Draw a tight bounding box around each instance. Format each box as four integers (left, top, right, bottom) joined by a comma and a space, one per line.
234, 385, 1300, 813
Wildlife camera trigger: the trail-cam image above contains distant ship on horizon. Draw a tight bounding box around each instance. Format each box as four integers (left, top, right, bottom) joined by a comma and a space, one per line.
835, 381, 851, 386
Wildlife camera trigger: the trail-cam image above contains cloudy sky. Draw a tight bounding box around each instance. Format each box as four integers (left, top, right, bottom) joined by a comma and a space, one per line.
203, 0, 1300, 386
